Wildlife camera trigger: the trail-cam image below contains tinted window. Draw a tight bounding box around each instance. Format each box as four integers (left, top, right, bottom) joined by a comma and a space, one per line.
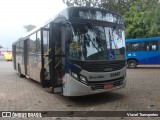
19, 41, 23, 54
43, 31, 49, 53
16, 42, 20, 54
73, 9, 123, 24
126, 42, 141, 52
29, 33, 36, 53
142, 40, 159, 51
37, 31, 41, 53
36, 31, 41, 62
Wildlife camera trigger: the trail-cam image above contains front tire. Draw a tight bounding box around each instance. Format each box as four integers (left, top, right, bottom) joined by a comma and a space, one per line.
127, 59, 137, 68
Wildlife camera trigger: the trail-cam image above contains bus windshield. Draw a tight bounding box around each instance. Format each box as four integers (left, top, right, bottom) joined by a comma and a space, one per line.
69, 23, 125, 61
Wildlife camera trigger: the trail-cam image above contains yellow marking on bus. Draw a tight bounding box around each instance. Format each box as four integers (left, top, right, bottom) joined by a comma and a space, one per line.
55, 48, 61, 55
54, 60, 62, 69
44, 59, 52, 68
44, 48, 51, 57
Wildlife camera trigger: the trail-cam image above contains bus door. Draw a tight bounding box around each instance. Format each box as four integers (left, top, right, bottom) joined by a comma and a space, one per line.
49, 22, 67, 93
41, 28, 52, 88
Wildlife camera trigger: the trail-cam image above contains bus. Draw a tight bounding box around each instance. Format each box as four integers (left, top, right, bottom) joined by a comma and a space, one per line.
4, 52, 12, 61
126, 37, 160, 68
12, 7, 126, 96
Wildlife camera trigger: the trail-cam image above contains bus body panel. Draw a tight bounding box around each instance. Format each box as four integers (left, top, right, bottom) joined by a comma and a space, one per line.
139, 51, 160, 64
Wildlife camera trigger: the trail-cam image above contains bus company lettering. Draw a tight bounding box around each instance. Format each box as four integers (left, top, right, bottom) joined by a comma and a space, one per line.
110, 72, 120, 77
89, 75, 104, 79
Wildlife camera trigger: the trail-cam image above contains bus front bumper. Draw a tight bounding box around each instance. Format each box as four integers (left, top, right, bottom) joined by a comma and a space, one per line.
63, 75, 127, 96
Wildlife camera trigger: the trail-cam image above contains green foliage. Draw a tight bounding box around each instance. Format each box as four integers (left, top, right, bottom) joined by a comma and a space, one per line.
63, 0, 130, 15
124, 0, 160, 38
63, 0, 160, 39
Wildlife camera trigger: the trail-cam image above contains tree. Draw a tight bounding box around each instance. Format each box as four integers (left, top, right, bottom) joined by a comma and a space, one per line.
63, 0, 129, 15
149, 3, 160, 36
101, 0, 130, 15
123, 0, 160, 38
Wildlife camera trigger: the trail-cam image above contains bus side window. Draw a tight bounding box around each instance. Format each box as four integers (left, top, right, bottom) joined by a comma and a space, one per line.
152, 45, 156, 50
152, 41, 158, 51
126, 42, 140, 52
142, 40, 159, 51
147, 42, 152, 51
36, 31, 41, 62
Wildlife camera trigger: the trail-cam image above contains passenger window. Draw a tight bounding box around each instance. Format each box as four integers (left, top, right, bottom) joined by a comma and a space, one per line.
16, 42, 20, 54
29, 33, 37, 53
96, 11, 102, 20
19, 41, 24, 54
126, 42, 141, 52
142, 41, 159, 51
37, 31, 41, 53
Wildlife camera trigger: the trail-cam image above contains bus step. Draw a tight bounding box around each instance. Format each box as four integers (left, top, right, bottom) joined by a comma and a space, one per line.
52, 87, 62, 93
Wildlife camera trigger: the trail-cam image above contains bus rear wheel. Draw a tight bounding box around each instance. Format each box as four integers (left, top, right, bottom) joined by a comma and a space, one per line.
127, 59, 137, 68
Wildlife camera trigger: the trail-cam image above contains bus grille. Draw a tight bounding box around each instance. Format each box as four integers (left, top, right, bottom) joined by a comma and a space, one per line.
74, 60, 126, 72
88, 77, 124, 89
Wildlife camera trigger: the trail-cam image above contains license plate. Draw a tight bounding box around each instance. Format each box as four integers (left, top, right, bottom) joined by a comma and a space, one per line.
104, 84, 113, 89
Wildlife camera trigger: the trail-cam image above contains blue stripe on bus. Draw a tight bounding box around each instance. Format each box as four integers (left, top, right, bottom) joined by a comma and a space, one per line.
138, 55, 160, 64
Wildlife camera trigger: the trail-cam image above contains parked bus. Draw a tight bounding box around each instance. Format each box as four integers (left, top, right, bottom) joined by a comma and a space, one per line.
4, 52, 12, 61
126, 37, 160, 68
12, 7, 126, 96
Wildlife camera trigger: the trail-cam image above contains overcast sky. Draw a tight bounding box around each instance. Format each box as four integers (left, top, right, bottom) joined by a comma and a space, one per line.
0, 0, 67, 50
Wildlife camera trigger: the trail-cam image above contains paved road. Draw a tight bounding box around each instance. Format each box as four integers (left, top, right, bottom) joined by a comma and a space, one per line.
0, 61, 160, 120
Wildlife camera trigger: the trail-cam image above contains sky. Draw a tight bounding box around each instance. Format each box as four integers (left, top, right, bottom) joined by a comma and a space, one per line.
0, 0, 67, 51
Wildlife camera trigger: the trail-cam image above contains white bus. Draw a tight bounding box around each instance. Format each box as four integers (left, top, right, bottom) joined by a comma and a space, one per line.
12, 7, 127, 96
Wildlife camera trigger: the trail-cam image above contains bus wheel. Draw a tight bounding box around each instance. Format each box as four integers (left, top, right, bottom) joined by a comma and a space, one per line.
127, 60, 137, 68
18, 65, 23, 77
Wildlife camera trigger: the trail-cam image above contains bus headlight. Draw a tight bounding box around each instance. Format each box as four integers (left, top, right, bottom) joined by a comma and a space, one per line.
71, 72, 78, 79
80, 75, 87, 82
70, 71, 87, 84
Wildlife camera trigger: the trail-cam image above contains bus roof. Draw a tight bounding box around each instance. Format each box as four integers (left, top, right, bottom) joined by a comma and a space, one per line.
125, 37, 160, 42
13, 6, 123, 45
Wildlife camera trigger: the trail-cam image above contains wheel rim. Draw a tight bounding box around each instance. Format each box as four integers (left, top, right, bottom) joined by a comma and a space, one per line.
130, 62, 134, 66
128, 60, 136, 68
